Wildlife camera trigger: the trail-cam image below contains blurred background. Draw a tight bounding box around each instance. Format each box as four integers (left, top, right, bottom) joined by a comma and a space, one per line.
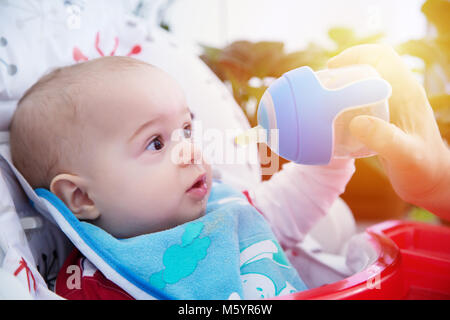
155, 0, 449, 224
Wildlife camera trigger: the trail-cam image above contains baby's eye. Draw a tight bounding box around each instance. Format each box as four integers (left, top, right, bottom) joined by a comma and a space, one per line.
146, 136, 164, 151
183, 125, 192, 139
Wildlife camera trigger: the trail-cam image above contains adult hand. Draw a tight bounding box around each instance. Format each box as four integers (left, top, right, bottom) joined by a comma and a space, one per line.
327, 44, 450, 219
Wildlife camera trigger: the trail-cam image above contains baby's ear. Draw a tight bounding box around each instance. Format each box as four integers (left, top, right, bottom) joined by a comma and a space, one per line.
50, 174, 100, 220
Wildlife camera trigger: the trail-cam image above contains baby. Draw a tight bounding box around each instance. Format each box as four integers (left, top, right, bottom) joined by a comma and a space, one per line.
11, 57, 208, 239
9, 56, 355, 299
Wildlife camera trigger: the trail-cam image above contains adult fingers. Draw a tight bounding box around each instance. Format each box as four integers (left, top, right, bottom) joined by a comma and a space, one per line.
349, 115, 415, 164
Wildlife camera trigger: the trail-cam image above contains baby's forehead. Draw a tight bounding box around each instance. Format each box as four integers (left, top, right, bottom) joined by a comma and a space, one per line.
78, 63, 187, 131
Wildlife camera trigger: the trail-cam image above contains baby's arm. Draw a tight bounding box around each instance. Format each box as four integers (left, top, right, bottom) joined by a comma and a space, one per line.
248, 158, 355, 249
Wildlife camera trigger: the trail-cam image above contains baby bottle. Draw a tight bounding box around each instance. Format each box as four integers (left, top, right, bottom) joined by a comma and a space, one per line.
237, 65, 392, 165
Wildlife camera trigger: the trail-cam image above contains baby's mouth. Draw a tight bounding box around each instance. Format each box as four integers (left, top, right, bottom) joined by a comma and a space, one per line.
186, 173, 208, 200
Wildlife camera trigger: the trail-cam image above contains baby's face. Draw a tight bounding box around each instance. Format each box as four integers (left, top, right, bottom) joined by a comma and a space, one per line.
75, 66, 212, 238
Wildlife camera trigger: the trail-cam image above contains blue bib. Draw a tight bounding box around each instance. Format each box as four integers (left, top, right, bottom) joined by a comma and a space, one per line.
35, 181, 307, 299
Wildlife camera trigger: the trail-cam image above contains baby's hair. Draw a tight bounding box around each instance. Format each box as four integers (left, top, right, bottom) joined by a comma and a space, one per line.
9, 56, 153, 189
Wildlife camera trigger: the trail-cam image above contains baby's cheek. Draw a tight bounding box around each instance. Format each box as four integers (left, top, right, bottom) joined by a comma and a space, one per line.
139, 178, 180, 210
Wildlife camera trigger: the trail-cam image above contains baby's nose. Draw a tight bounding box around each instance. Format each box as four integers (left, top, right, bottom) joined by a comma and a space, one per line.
173, 139, 202, 167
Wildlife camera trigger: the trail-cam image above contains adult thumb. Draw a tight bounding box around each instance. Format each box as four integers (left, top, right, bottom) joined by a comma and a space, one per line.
349, 115, 413, 163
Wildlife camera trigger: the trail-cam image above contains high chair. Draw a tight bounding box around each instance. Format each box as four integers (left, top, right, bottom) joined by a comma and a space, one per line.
1, 0, 447, 300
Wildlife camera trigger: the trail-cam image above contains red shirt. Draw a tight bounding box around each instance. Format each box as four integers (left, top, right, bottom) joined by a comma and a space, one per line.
55, 248, 134, 300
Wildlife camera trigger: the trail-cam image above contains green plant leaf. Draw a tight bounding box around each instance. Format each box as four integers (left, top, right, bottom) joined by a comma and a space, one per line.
328, 27, 356, 48
422, 0, 450, 36
408, 206, 440, 223
396, 39, 447, 68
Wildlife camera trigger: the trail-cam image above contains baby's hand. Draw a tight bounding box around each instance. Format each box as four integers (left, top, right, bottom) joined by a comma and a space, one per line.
328, 44, 450, 218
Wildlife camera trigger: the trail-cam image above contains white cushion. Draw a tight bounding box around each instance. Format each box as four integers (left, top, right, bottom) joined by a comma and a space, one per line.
0, 0, 260, 299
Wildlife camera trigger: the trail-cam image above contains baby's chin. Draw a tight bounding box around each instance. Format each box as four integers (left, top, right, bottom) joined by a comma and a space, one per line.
155, 196, 210, 233
116, 190, 211, 238
181, 196, 209, 224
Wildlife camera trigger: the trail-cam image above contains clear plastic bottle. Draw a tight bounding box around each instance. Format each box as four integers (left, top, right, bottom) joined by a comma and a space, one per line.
315, 65, 390, 159
251, 65, 392, 165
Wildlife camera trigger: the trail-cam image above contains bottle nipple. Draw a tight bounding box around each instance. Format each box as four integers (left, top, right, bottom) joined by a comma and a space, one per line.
234, 125, 266, 147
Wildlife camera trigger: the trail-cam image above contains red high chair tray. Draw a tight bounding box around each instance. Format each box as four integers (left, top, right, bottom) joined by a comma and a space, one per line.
281, 220, 450, 300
